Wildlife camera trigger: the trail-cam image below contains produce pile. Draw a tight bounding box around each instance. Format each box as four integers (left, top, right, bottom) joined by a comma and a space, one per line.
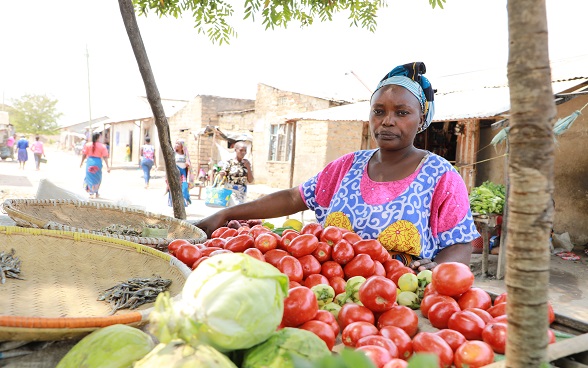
469, 181, 506, 215
57, 222, 559, 368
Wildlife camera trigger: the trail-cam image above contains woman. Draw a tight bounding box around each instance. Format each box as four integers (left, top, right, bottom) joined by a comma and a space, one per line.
30, 136, 46, 170
140, 137, 156, 189
196, 62, 479, 271
167, 139, 192, 206
16, 135, 29, 170
80, 132, 110, 199
218, 141, 254, 205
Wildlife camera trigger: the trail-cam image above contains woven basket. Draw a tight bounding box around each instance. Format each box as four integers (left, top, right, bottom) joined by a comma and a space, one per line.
2, 199, 206, 250
0, 226, 192, 341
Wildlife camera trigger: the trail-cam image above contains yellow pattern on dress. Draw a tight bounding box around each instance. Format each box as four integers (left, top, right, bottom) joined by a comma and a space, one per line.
378, 220, 421, 256
325, 212, 353, 231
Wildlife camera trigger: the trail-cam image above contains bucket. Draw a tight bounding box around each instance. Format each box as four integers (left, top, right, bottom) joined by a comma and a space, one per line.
205, 187, 233, 208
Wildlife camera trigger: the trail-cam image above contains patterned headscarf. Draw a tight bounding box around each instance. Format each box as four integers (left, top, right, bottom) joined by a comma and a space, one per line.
373, 62, 435, 132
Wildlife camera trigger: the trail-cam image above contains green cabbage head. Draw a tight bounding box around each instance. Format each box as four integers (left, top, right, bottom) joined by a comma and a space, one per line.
149, 252, 288, 352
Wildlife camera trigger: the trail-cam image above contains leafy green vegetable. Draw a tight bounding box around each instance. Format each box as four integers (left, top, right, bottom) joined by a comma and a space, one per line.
134, 340, 237, 368
242, 328, 331, 368
469, 181, 506, 214
148, 253, 289, 352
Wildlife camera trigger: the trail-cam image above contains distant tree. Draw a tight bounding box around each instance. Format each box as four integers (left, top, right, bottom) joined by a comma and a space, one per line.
11, 94, 62, 134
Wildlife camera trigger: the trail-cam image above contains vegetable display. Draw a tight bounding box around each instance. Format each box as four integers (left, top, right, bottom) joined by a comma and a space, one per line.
469, 181, 506, 214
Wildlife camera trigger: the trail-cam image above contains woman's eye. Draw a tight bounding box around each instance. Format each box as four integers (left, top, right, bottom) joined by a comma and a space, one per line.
397, 110, 409, 116
372, 109, 384, 115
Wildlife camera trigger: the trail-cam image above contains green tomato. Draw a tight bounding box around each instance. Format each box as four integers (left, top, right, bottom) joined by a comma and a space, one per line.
397, 291, 421, 310
397, 273, 418, 292
322, 302, 342, 320
311, 284, 335, 307
334, 292, 349, 306
417, 269, 433, 287
345, 276, 366, 295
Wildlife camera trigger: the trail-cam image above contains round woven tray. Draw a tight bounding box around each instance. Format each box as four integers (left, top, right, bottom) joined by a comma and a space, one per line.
0, 226, 192, 341
2, 199, 206, 249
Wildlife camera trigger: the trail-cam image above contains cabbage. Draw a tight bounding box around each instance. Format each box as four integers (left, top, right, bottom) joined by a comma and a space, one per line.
149, 253, 289, 352
134, 340, 237, 368
242, 327, 331, 368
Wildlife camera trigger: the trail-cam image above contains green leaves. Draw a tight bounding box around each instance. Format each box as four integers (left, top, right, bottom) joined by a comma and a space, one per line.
10, 94, 62, 134
429, 0, 446, 9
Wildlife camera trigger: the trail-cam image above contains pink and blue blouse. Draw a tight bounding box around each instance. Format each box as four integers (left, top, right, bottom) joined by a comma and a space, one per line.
299, 150, 479, 262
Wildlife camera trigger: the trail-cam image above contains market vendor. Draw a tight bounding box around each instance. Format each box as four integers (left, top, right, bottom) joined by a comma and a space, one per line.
196, 62, 480, 271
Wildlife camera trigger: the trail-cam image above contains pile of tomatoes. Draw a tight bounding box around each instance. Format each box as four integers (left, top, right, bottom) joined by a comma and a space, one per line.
166, 223, 558, 368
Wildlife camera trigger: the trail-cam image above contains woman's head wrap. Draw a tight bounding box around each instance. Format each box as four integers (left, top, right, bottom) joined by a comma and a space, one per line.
373, 62, 435, 132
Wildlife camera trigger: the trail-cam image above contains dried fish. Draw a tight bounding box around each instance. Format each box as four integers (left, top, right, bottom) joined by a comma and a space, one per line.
98, 276, 172, 315
0, 249, 24, 284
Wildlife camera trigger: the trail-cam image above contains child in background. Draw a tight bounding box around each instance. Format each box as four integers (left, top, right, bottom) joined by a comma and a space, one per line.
125, 144, 131, 162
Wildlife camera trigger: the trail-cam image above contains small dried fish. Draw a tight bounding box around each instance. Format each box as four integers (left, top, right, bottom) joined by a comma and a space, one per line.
97, 224, 142, 237
98, 276, 172, 315
0, 249, 24, 284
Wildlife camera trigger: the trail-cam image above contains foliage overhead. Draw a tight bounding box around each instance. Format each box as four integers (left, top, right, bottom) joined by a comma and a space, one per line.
11, 94, 62, 134
132, 0, 408, 45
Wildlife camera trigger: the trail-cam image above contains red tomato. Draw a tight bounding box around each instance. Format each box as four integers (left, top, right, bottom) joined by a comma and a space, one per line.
313, 309, 340, 336
383, 259, 405, 274
301, 222, 323, 238
328, 276, 347, 295
312, 242, 332, 263
264, 249, 289, 267
224, 234, 255, 252
454, 340, 495, 368
419, 294, 459, 319
205, 237, 227, 248
282, 229, 300, 237
209, 249, 232, 257
431, 262, 474, 297
254, 232, 278, 253
321, 261, 345, 279
319, 226, 343, 246
486, 302, 507, 318
357, 335, 399, 359
304, 274, 330, 289
338, 303, 375, 330
379, 247, 392, 263
175, 244, 202, 267
287, 234, 319, 258
548, 329, 556, 344
447, 310, 486, 341
382, 359, 408, 368
376, 305, 419, 337
423, 282, 438, 298
219, 228, 238, 239
277, 255, 304, 283
492, 314, 508, 324
191, 256, 209, 270
355, 345, 393, 368
342, 231, 362, 245
353, 239, 387, 263
435, 329, 467, 352
298, 254, 322, 279
211, 226, 229, 238
344, 254, 376, 279
428, 300, 461, 329
548, 302, 555, 325
373, 261, 386, 277
299, 320, 336, 350
341, 321, 379, 347
249, 224, 270, 239
412, 332, 454, 368
243, 247, 265, 262
200, 246, 222, 257
464, 307, 493, 325
482, 322, 507, 354
386, 267, 415, 286
289, 280, 301, 289
279, 231, 299, 250
358, 275, 398, 312
494, 292, 507, 305
332, 239, 355, 265
167, 239, 190, 256
379, 325, 413, 360
282, 286, 319, 327
458, 288, 492, 310
237, 226, 251, 235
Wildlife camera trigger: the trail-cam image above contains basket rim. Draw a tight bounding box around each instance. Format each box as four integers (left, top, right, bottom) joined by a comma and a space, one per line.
0, 226, 191, 331
2, 198, 207, 247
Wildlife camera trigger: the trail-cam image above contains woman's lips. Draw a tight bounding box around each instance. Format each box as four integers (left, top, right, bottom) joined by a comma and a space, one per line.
376, 131, 399, 139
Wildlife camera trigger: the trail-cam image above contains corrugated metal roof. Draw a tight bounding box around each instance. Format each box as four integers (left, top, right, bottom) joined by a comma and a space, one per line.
107, 96, 189, 123
284, 78, 588, 122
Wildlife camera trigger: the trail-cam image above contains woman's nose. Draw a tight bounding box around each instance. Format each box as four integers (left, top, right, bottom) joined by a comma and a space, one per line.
381, 114, 395, 126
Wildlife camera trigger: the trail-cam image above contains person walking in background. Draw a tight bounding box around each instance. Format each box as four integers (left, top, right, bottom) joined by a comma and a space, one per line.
16, 135, 29, 170
6, 134, 15, 160
80, 132, 110, 199
217, 141, 254, 206
125, 144, 131, 162
30, 136, 46, 170
140, 137, 156, 189
166, 139, 192, 206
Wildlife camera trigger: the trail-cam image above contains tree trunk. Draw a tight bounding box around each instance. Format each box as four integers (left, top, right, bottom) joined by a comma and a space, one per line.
118, 0, 186, 219
505, 0, 556, 366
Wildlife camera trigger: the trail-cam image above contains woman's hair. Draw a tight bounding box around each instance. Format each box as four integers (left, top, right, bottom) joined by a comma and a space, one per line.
145, 137, 151, 143
91, 132, 100, 153
35, 136, 40, 141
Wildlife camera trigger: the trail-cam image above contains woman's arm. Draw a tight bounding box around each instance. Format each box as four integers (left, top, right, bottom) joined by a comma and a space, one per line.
80, 154, 86, 167
411, 242, 473, 271
196, 186, 308, 237
102, 156, 111, 173
243, 159, 254, 183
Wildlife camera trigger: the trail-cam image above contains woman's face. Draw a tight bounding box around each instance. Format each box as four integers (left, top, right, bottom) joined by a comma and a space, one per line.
175, 142, 183, 153
235, 144, 247, 160
369, 84, 424, 151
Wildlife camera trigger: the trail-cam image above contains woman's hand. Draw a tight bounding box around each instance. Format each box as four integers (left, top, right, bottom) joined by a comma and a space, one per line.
195, 213, 228, 238
410, 258, 438, 271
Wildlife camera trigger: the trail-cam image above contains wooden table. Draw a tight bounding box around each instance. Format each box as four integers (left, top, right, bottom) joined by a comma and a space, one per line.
473, 214, 500, 277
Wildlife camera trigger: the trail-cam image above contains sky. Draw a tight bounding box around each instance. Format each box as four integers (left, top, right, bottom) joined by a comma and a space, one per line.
1, 0, 587, 126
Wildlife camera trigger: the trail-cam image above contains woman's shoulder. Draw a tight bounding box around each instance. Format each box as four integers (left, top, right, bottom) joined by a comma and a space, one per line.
423, 152, 456, 171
